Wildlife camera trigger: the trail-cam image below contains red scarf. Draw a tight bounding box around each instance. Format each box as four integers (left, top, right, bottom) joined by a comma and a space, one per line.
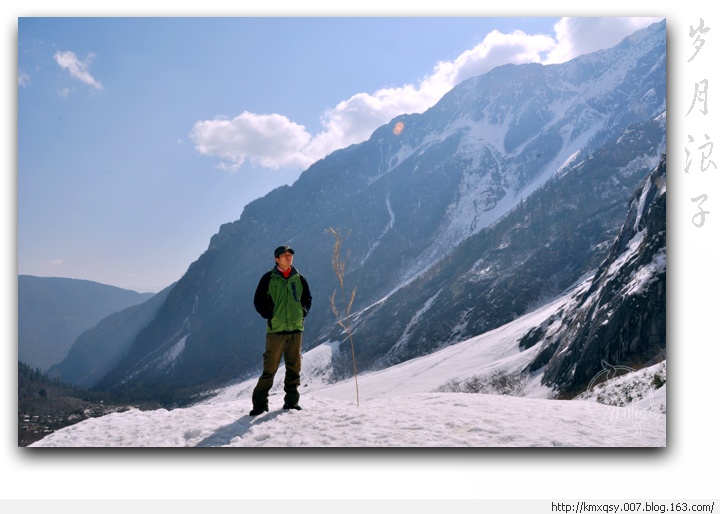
277, 266, 292, 278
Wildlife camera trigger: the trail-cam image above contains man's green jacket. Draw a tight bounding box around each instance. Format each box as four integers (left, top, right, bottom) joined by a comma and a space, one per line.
254, 266, 312, 333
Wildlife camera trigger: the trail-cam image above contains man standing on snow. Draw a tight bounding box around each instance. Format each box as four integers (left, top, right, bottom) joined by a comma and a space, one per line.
249, 245, 312, 416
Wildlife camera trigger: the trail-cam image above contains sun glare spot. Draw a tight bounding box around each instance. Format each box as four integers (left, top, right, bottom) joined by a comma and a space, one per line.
393, 121, 405, 135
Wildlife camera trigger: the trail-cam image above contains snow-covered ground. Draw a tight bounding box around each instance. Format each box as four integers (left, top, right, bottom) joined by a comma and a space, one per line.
30, 288, 665, 448
30, 390, 665, 448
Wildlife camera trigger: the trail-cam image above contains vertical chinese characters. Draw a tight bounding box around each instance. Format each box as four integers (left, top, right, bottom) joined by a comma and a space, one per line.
686, 19, 713, 227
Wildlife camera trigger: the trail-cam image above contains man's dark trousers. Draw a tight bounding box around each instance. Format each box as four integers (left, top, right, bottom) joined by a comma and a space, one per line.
251, 332, 302, 409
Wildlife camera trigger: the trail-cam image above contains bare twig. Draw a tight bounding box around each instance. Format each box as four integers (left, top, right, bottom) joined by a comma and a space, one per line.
325, 228, 360, 406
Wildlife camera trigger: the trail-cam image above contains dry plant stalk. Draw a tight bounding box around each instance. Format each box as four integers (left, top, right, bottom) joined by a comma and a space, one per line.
326, 227, 360, 406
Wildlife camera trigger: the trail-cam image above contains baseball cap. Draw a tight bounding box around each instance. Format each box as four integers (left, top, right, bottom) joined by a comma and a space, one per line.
274, 245, 295, 258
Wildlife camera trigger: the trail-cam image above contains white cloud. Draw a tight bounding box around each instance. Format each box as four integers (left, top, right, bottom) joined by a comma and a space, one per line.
443, 30, 556, 85
18, 70, 31, 87
545, 17, 664, 64
192, 17, 663, 172
304, 83, 439, 163
190, 112, 313, 171
54, 50, 103, 90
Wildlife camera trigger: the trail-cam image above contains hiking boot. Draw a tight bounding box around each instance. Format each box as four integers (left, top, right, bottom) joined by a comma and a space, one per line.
283, 404, 302, 411
249, 406, 269, 416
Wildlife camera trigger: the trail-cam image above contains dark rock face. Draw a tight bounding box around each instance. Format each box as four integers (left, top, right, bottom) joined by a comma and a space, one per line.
527, 155, 666, 397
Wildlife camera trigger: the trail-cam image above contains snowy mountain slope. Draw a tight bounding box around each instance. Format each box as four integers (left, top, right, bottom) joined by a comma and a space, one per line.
361, 19, 666, 286
207, 290, 571, 406
335, 115, 665, 380
30, 287, 665, 447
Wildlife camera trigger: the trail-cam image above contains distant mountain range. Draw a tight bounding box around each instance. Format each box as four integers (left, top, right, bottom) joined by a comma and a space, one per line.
18, 276, 154, 371
46, 283, 174, 388
39, 20, 666, 405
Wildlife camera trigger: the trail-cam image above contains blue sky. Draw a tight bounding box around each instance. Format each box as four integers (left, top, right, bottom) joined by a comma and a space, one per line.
17, 16, 662, 292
